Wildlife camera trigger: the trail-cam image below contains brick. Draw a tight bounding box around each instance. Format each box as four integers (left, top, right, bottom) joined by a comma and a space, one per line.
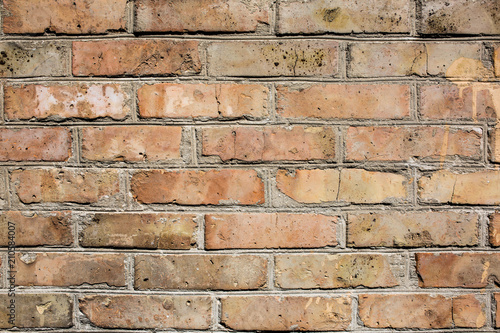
347, 211, 479, 248
278, 0, 410, 34
12, 168, 121, 204
202, 126, 336, 161
495, 45, 500, 77
4, 84, 130, 121
0, 294, 72, 328
135, 0, 270, 33
138, 83, 269, 119
452, 294, 486, 328
0, 211, 73, 247
135, 254, 267, 290
80, 295, 211, 329
131, 169, 264, 205
420, 83, 500, 120
73, 40, 201, 76
276, 84, 410, 120
15, 252, 126, 287
359, 294, 452, 329
349, 43, 426, 77
421, 0, 500, 35
81, 126, 182, 162
276, 168, 408, 204
345, 126, 482, 161
3, 0, 127, 34
80, 213, 197, 249
491, 127, 500, 163
0, 42, 68, 77
416, 252, 500, 288
489, 212, 500, 246
276, 254, 399, 289
221, 296, 351, 331
496, 293, 500, 327
205, 213, 337, 249
0, 128, 71, 161
207, 40, 338, 77
418, 170, 500, 205
0, 170, 7, 209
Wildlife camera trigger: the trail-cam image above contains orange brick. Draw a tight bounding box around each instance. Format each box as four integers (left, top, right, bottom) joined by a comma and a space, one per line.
3, 0, 127, 34
205, 213, 337, 249
73, 40, 201, 76
131, 169, 264, 205
489, 212, 500, 246
81, 126, 182, 162
277, 84, 410, 120
202, 126, 336, 161
0, 128, 71, 161
135, 254, 267, 290
495, 45, 500, 77
135, 0, 270, 33
491, 127, 500, 163
452, 294, 486, 328
138, 83, 268, 119
496, 293, 500, 328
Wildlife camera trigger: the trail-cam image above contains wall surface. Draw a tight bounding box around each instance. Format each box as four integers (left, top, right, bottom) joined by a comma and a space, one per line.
0, 0, 499, 332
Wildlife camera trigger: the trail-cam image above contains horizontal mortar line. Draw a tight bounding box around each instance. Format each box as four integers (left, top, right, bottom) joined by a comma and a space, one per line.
0, 122, 491, 126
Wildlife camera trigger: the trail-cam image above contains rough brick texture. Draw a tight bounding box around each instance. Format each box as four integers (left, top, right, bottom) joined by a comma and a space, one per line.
2, 1, 498, 331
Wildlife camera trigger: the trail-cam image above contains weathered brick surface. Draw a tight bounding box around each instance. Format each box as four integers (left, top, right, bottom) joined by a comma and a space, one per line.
452, 294, 486, 328
0, 294, 72, 328
205, 213, 337, 249
496, 293, 500, 328
135, 254, 267, 290
15, 252, 126, 287
278, 0, 409, 34
346, 126, 481, 161
138, 83, 269, 119
207, 40, 338, 77
131, 169, 264, 205
135, 0, 270, 33
80, 213, 197, 249
0, 211, 73, 246
417, 252, 500, 288
80, 295, 212, 329
275, 254, 400, 289
81, 126, 182, 162
202, 126, 336, 161
490, 212, 500, 247
0, 128, 71, 161
276, 84, 410, 119
73, 40, 202, 76
491, 127, 500, 163
3, 0, 127, 34
495, 45, 500, 77
221, 296, 351, 331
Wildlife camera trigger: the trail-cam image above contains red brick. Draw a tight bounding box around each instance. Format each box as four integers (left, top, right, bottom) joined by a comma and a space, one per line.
135, 0, 270, 33
73, 40, 201, 76
359, 294, 452, 329
276, 168, 408, 204
452, 294, 486, 328
4, 84, 130, 120
421, 0, 500, 35
418, 170, 500, 205
0, 294, 72, 328
3, 0, 127, 34
275, 254, 400, 289
131, 169, 264, 205
202, 126, 336, 161
278, 0, 410, 34
0, 128, 71, 161
207, 40, 338, 77
416, 252, 500, 288
489, 212, 500, 246
221, 296, 351, 331
135, 254, 267, 290
276, 84, 410, 120
80, 213, 197, 249
12, 168, 120, 204
81, 126, 182, 162
205, 213, 337, 249
80, 295, 211, 329
0, 211, 73, 247
420, 84, 500, 120
347, 211, 479, 248
346, 126, 481, 161
138, 83, 269, 119
15, 252, 126, 287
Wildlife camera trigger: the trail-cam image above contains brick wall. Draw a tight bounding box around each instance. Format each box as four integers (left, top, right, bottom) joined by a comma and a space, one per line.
0, 0, 499, 331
